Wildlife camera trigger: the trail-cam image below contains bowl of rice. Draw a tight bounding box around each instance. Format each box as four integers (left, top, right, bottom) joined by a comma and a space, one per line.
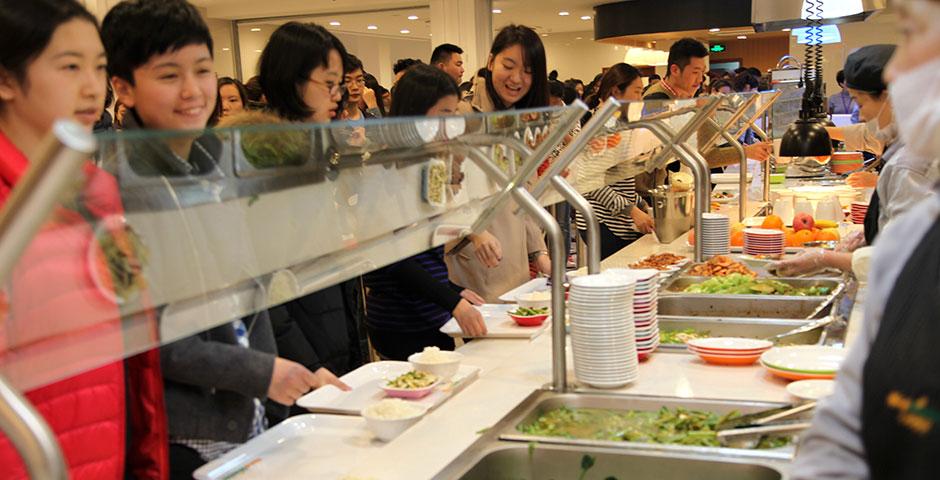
361, 399, 427, 442
408, 346, 463, 380
516, 290, 551, 310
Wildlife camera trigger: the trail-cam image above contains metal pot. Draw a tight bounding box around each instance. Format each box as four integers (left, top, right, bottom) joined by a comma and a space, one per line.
651, 187, 694, 244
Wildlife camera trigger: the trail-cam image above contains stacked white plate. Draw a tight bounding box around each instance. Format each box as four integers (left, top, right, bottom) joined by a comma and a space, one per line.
850, 201, 869, 224
701, 213, 731, 257
744, 228, 785, 256
568, 273, 639, 388
607, 268, 660, 361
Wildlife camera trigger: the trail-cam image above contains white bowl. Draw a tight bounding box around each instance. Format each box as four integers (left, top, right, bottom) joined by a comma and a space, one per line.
516, 291, 552, 310
361, 401, 428, 442
408, 350, 463, 380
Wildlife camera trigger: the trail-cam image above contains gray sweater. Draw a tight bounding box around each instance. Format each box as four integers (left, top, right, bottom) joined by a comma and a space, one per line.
161, 311, 277, 443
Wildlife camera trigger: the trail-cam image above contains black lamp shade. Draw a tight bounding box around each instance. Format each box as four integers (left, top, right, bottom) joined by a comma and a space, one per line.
779, 119, 833, 157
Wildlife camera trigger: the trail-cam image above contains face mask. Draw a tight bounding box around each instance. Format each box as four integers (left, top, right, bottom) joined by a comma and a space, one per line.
889, 56, 940, 157
865, 99, 888, 137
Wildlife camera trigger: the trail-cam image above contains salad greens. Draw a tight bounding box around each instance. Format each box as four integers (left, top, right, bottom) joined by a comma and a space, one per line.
660, 328, 710, 345
386, 370, 437, 389
518, 406, 791, 449
683, 274, 831, 296
510, 306, 549, 316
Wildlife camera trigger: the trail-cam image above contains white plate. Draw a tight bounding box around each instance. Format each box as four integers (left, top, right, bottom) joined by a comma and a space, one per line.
760, 346, 847, 374
712, 173, 753, 184
688, 337, 774, 351
499, 277, 549, 303
570, 273, 637, 289
193, 414, 376, 480
296, 361, 480, 414
787, 379, 836, 400
439, 304, 552, 339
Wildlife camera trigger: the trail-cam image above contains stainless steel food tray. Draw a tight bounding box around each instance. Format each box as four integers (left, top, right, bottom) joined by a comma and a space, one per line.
657, 295, 832, 319
662, 276, 841, 297
657, 317, 818, 351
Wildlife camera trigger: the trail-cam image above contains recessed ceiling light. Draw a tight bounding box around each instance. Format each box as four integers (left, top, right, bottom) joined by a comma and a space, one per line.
492, 8, 502, 13
329, 21, 341, 26
222, 47, 230, 51
782, 27, 792, 32
580, 15, 591, 20
250, 27, 261, 32
558, 11, 569, 16
254, 49, 262, 53
407, 15, 419, 20
367, 25, 378, 30
737, 35, 747, 39
709, 28, 720, 32
575, 36, 582, 40
400, 29, 410, 34
541, 33, 549, 37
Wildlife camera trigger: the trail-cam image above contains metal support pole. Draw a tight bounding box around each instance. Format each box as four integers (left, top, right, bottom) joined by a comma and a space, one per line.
510, 187, 568, 392
718, 129, 749, 221
550, 176, 600, 274
0, 120, 92, 480
699, 93, 760, 158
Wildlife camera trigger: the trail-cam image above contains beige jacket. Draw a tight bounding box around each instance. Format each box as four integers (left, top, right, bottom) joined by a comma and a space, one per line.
446, 77, 549, 302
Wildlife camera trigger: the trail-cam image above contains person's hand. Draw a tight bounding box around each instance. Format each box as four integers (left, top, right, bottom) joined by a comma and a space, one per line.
362, 87, 378, 109
460, 289, 486, 306
470, 231, 502, 268
311, 367, 351, 392
630, 206, 655, 234
837, 230, 866, 252
267, 358, 320, 405
744, 141, 773, 162
535, 252, 552, 275
846, 171, 879, 188
771, 248, 826, 277
453, 299, 487, 336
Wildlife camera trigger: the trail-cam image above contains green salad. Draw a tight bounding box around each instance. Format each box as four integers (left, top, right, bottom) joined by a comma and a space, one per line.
386, 371, 437, 389
518, 406, 790, 449
660, 328, 710, 345
510, 306, 549, 316
683, 274, 831, 296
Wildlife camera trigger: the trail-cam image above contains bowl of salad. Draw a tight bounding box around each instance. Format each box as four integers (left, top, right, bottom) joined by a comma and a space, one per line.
508, 306, 549, 327
381, 370, 440, 399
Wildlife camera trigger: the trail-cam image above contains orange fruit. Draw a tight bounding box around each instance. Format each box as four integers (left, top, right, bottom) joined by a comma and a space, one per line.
731, 222, 746, 235
815, 228, 840, 242
785, 232, 800, 247
793, 229, 815, 246
761, 215, 785, 231
730, 231, 745, 247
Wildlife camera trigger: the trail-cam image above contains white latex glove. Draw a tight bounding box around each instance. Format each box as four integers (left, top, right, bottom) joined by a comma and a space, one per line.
772, 248, 826, 277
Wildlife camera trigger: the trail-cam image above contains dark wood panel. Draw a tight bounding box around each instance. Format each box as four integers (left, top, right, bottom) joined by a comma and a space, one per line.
708, 36, 790, 73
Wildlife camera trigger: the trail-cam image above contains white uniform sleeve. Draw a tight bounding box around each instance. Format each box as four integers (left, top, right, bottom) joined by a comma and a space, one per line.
841, 123, 883, 155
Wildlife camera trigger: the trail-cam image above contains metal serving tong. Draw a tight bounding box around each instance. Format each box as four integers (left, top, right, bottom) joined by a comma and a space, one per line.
716, 402, 817, 449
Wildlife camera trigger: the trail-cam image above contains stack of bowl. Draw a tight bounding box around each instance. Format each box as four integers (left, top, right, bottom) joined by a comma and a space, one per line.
830, 151, 864, 175
607, 268, 660, 361
568, 273, 639, 388
851, 201, 869, 224
701, 213, 731, 257
744, 228, 786, 256
687, 337, 773, 366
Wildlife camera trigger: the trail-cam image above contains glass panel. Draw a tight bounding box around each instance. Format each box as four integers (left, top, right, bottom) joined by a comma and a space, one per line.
0, 106, 572, 391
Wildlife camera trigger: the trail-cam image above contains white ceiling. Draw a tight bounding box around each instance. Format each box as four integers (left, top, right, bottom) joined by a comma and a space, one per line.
193, 0, 603, 35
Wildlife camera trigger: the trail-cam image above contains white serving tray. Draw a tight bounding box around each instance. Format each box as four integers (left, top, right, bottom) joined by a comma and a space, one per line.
296, 360, 480, 415
498, 277, 549, 303
193, 414, 377, 480
439, 303, 552, 339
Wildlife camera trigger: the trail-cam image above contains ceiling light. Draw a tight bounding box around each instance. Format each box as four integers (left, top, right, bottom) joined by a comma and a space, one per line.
782, 27, 792, 32
541, 33, 548, 37
581, 15, 591, 20
407, 15, 419, 20
249, 27, 261, 32
709, 28, 721, 32
329, 21, 341, 26
575, 36, 582, 40
222, 47, 230, 51
492, 8, 502, 13
558, 11, 569, 16
367, 25, 378, 30
400, 29, 410, 34
254, 49, 262, 53
737, 35, 747, 39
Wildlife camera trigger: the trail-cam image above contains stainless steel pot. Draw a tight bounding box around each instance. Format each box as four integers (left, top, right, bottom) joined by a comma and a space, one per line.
651, 187, 694, 244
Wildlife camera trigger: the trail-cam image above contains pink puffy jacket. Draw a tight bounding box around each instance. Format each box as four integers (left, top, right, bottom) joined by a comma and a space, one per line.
0, 131, 168, 479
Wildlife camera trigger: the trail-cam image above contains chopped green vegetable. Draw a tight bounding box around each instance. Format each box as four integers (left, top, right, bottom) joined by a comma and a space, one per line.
660, 328, 710, 345
386, 370, 437, 389
517, 406, 791, 450
683, 274, 831, 296
510, 306, 549, 316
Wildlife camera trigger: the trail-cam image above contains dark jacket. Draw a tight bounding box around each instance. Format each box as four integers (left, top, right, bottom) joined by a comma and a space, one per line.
161, 311, 278, 442
273, 280, 367, 378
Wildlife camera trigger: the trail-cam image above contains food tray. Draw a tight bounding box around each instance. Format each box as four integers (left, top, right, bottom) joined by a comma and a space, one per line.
497, 391, 799, 461
657, 295, 832, 320
440, 304, 552, 339
296, 360, 480, 415
193, 414, 376, 480
661, 276, 841, 299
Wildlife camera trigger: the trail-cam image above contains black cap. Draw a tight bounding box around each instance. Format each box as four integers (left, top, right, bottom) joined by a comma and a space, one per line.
844, 44, 896, 93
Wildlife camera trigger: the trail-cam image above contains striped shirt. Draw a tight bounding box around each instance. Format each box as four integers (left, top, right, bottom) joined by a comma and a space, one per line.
364, 246, 461, 332
575, 177, 644, 241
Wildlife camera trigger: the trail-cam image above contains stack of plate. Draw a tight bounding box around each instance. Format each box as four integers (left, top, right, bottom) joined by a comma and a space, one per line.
701, 213, 731, 257
687, 337, 773, 366
760, 345, 847, 380
568, 273, 639, 388
744, 228, 785, 256
850, 201, 869, 224
608, 268, 660, 361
